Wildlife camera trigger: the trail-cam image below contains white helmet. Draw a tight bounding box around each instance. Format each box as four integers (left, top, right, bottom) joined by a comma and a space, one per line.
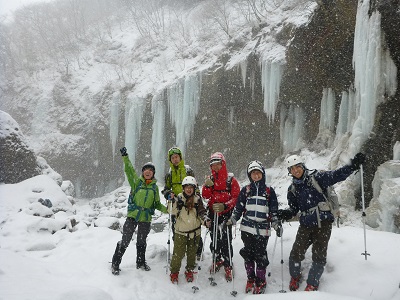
247, 160, 264, 174
182, 176, 197, 187
286, 155, 304, 169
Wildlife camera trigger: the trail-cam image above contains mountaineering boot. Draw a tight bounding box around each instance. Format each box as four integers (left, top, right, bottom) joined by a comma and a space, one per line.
111, 264, 120, 275
170, 272, 179, 284
245, 279, 255, 293
209, 258, 224, 273
111, 241, 126, 275
253, 279, 266, 294
305, 284, 318, 291
136, 244, 150, 271
289, 275, 302, 291
185, 271, 194, 282
224, 266, 233, 282
136, 261, 151, 271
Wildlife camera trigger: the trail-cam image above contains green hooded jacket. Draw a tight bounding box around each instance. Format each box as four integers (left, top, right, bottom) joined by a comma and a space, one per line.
161, 159, 194, 199
123, 156, 167, 221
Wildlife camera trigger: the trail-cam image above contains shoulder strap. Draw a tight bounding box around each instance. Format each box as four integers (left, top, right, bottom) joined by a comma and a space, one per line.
226, 174, 233, 192
310, 175, 328, 200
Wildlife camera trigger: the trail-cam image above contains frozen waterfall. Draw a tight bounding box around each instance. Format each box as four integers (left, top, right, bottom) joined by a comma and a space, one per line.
280, 105, 305, 153
349, 0, 397, 152
167, 73, 201, 155
109, 94, 119, 158
124, 96, 145, 166
261, 60, 283, 123
151, 93, 166, 181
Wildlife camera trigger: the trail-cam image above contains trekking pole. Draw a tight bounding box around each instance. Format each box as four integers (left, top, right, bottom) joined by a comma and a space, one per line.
360, 164, 370, 260
166, 199, 173, 274
226, 224, 237, 297
279, 226, 286, 293
267, 234, 278, 277
209, 212, 218, 286
192, 228, 209, 293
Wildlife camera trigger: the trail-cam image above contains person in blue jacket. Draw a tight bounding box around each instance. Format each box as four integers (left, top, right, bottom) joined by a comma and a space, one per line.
278, 153, 365, 292
228, 160, 281, 294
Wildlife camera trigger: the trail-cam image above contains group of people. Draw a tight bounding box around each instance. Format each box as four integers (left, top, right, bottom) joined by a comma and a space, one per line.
110, 146, 365, 294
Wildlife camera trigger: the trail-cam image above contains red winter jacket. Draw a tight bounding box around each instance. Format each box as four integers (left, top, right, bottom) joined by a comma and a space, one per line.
202, 158, 240, 217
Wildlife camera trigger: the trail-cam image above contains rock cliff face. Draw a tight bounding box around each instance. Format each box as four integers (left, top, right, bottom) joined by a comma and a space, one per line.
2, 1, 399, 202
0, 111, 40, 184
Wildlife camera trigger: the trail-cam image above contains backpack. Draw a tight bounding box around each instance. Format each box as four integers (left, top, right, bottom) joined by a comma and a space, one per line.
210, 172, 234, 192
310, 175, 340, 217
290, 174, 340, 217
244, 184, 271, 200
127, 181, 158, 220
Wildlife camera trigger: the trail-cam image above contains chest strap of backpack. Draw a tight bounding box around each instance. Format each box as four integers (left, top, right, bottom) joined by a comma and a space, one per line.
129, 182, 156, 221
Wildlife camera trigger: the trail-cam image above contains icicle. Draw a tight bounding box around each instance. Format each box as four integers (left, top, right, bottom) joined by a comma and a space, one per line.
124, 96, 145, 166
109, 94, 120, 159
336, 91, 349, 138
167, 73, 201, 154
240, 60, 247, 88
280, 105, 305, 153
394, 141, 400, 161
151, 93, 166, 182
349, 0, 397, 152
261, 59, 284, 123
319, 88, 336, 133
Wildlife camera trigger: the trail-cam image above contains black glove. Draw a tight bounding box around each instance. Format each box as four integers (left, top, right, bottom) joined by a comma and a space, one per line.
120, 147, 128, 156
350, 152, 366, 170
277, 209, 293, 221
177, 199, 184, 210
275, 223, 283, 237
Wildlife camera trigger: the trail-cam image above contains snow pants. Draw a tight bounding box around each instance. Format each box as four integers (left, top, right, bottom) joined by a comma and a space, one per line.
170, 233, 200, 274
240, 231, 269, 284
289, 219, 332, 287
112, 217, 151, 267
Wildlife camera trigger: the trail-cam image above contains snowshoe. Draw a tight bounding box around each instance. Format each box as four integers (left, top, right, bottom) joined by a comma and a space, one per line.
224, 266, 233, 282
170, 272, 179, 284
253, 280, 266, 294
136, 262, 151, 271
185, 271, 194, 282
245, 279, 255, 293
111, 264, 120, 275
289, 275, 302, 291
305, 284, 318, 291
209, 259, 224, 273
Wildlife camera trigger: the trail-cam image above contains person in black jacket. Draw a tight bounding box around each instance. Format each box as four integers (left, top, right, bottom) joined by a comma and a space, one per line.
229, 161, 281, 294
278, 153, 365, 292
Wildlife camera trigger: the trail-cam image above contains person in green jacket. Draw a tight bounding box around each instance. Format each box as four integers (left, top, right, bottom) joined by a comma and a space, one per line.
161, 146, 203, 259
111, 147, 167, 275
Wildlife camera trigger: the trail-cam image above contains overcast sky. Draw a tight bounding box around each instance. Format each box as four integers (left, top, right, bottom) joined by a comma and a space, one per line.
0, 0, 50, 20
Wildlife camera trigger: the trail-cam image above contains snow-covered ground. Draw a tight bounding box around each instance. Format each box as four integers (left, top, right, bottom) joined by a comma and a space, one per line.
1, 153, 399, 300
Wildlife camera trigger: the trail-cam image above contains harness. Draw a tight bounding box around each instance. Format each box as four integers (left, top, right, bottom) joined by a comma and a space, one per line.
128, 181, 157, 221
291, 175, 332, 228
175, 194, 201, 241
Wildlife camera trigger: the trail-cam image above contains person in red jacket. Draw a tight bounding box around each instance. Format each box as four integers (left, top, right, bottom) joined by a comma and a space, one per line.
202, 152, 240, 281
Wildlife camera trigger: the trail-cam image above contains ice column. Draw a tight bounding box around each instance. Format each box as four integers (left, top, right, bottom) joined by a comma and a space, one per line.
151, 93, 166, 181
394, 141, 400, 161
280, 104, 305, 153
350, 0, 397, 151
124, 96, 145, 166
109, 94, 119, 158
239, 60, 247, 88
319, 88, 336, 132
167, 73, 201, 154
261, 60, 283, 122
